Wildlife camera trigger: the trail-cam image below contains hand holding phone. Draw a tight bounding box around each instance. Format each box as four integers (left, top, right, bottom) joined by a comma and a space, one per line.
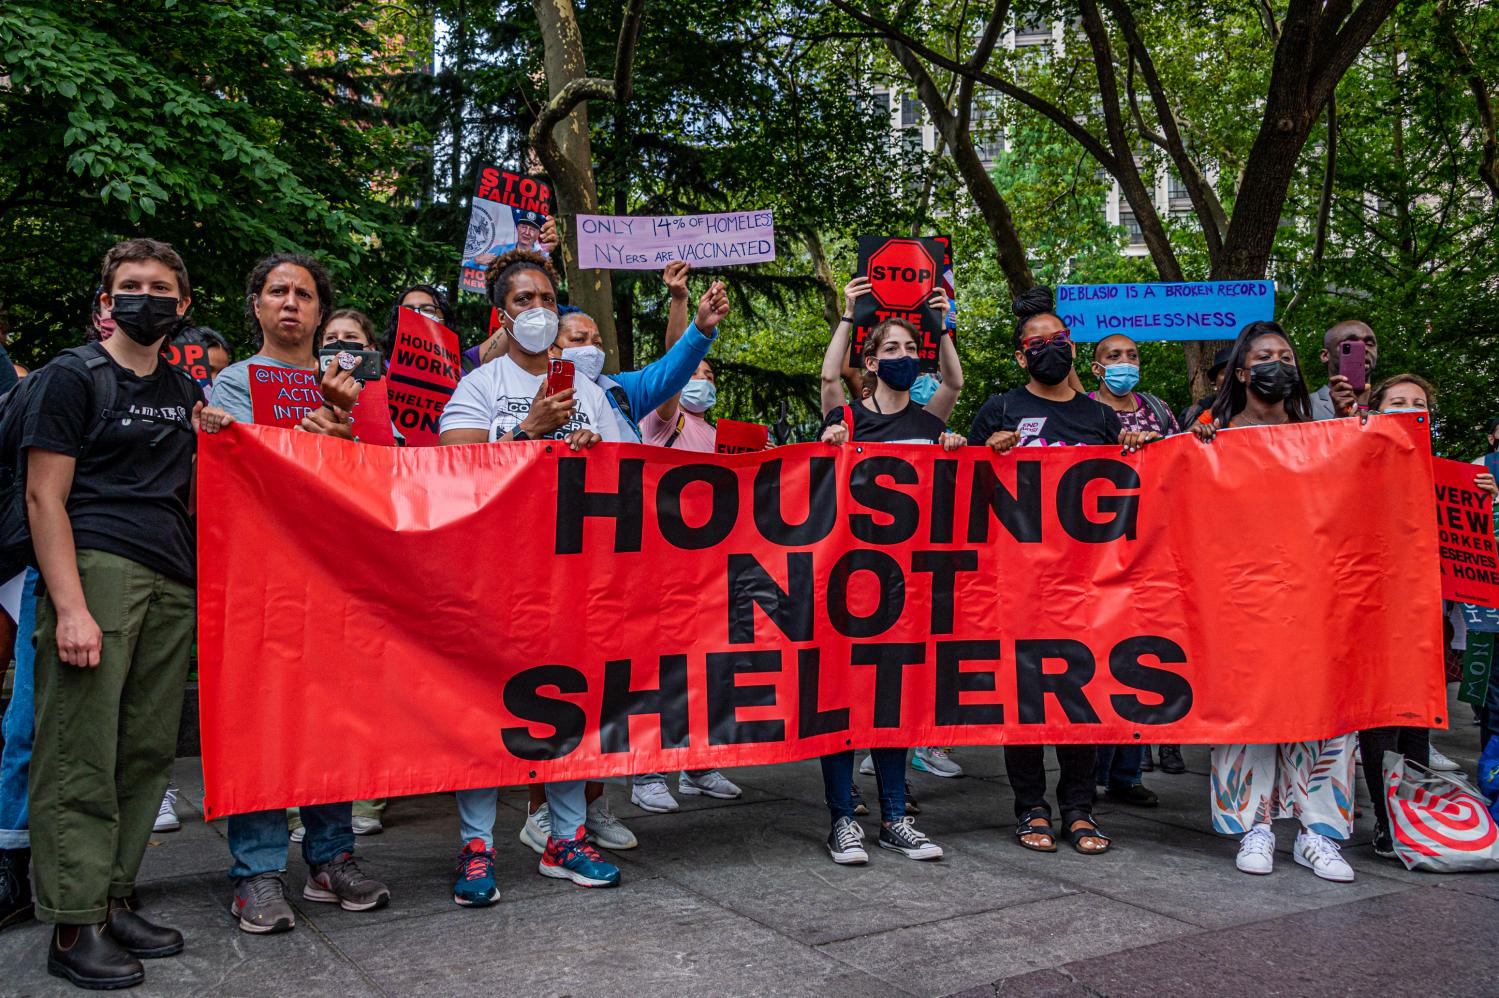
546, 358, 575, 397
318, 347, 383, 383
1338, 340, 1367, 393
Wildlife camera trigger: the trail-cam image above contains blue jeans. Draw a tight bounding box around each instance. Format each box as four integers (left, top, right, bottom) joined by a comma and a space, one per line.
0, 569, 39, 849
455, 780, 588, 848
822, 749, 905, 823
1095, 745, 1144, 792
227, 802, 353, 880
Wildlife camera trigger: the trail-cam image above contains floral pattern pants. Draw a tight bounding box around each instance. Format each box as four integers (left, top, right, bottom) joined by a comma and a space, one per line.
1209, 736, 1357, 841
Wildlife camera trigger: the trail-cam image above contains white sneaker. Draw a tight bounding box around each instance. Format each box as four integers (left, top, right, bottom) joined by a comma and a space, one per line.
631, 780, 679, 813
912, 747, 963, 778
678, 770, 742, 799
351, 816, 383, 836
1234, 824, 1275, 875
519, 802, 551, 855
1427, 747, 1461, 772
858, 754, 875, 776
827, 816, 868, 865
154, 787, 181, 833
586, 796, 638, 850
289, 825, 305, 843
1294, 830, 1355, 882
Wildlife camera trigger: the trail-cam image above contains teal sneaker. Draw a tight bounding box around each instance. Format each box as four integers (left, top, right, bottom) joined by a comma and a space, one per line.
453, 839, 499, 907
539, 828, 621, 888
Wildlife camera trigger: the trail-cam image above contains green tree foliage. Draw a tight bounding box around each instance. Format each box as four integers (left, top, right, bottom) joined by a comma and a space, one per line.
0, 0, 445, 362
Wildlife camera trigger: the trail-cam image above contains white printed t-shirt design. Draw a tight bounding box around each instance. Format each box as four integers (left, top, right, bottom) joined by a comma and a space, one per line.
439, 353, 623, 442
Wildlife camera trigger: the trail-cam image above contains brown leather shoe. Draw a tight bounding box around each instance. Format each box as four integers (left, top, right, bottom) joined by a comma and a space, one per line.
106, 897, 183, 958
47, 922, 145, 990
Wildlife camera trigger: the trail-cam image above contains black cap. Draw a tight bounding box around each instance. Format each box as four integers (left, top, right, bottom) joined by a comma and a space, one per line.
1208, 346, 1233, 380
513, 208, 546, 229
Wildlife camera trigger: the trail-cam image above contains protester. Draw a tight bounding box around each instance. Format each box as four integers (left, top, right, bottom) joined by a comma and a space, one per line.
282, 308, 392, 839
823, 276, 967, 786
1189, 321, 1356, 880
83, 288, 115, 343
1085, 332, 1177, 804
200, 253, 391, 933
969, 286, 1157, 856
511, 266, 728, 847
380, 284, 454, 360
201, 328, 232, 380
21, 239, 204, 988
1179, 346, 1233, 428
438, 248, 622, 905
817, 303, 962, 865
1310, 320, 1375, 419
0, 350, 33, 936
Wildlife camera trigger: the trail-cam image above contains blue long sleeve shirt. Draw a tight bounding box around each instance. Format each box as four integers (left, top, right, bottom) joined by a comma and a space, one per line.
599, 321, 716, 442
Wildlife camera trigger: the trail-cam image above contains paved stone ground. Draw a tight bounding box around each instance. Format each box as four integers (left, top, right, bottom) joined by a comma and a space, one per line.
4, 695, 1497, 997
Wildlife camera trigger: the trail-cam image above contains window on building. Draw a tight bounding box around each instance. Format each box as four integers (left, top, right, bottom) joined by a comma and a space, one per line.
867, 91, 889, 117
1167, 172, 1192, 212
973, 129, 1006, 162
1120, 208, 1146, 247
900, 94, 923, 128
1015, 14, 1053, 46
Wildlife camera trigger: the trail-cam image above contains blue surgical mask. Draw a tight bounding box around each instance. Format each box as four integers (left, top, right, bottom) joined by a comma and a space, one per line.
910, 373, 940, 406
1380, 407, 1425, 415
680, 378, 717, 413
1099, 363, 1140, 396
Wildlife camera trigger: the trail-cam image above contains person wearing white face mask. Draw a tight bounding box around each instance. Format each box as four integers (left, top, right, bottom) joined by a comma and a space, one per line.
553, 262, 728, 443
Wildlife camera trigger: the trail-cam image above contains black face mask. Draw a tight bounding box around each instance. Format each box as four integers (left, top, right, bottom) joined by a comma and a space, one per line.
1246, 360, 1300, 402
110, 293, 183, 346
1024, 338, 1074, 386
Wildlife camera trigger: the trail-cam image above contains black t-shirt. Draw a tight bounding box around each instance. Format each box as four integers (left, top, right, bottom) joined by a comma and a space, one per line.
21, 346, 204, 584
823, 401, 945, 444
967, 387, 1122, 447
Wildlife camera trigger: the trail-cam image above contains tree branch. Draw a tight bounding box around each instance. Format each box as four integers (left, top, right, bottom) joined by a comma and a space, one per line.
828, 0, 1119, 174
1436, 0, 1499, 204
1281, 94, 1336, 320
1309, 0, 1401, 108
1107, 0, 1227, 255
613, 0, 647, 103
528, 76, 615, 152
1255, 0, 1280, 42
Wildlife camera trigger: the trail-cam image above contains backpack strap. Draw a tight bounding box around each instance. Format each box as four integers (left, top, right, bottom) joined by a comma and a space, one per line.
663, 412, 687, 449
1139, 392, 1174, 435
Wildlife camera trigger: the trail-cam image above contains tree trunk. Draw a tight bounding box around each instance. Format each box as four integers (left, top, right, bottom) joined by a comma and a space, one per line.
531, 0, 621, 370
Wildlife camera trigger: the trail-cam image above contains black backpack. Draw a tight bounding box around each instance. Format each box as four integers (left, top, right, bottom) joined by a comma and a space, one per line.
0, 345, 193, 581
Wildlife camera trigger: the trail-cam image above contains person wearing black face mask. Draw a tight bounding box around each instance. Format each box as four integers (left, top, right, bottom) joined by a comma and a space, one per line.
1191, 322, 1358, 882
19, 239, 206, 988
1193, 320, 1314, 440
966, 286, 1155, 859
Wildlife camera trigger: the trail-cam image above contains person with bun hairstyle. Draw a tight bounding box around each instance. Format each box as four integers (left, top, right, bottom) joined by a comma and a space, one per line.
1191, 321, 1360, 882
967, 286, 1156, 857
815, 285, 962, 866
438, 249, 622, 907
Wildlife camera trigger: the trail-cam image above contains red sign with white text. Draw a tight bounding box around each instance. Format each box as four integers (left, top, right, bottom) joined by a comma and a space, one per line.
1434, 457, 1499, 607
386, 310, 462, 446
196, 416, 1445, 817
248, 365, 322, 428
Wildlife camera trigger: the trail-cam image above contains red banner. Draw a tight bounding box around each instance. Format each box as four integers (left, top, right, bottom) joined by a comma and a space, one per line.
1433, 456, 1499, 607
386, 310, 461, 446
197, 416, 1445, 817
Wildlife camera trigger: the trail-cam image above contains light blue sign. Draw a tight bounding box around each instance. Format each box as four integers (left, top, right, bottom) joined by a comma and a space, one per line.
1057, 281, 1276, 342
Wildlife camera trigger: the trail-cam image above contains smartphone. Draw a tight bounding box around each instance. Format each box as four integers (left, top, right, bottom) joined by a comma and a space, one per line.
546, 358, 575, 397
318, 348, 383, 383
1338, 340, 1367, 393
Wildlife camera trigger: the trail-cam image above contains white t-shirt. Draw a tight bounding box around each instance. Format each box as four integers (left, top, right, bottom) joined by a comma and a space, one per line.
439, 354, 622, 442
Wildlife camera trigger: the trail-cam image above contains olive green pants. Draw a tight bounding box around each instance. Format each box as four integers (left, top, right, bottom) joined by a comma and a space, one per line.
29, 549, 195, 924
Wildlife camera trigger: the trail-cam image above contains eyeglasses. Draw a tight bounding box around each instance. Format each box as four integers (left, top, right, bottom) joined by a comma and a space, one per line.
1020, 328, 1071, 351
407, 303, 441, 319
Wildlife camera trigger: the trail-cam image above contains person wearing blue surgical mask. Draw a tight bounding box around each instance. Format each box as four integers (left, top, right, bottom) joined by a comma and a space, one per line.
1087, 333, 1180, 439
1086, 333, 1184, 791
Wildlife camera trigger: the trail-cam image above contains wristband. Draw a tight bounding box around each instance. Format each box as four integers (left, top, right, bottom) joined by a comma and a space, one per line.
840, 314, 855, 325
511, 427, 531, 442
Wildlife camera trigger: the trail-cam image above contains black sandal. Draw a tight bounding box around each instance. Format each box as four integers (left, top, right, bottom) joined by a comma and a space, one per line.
1014, 809, 1057, 853
1064, 816, 1111, 855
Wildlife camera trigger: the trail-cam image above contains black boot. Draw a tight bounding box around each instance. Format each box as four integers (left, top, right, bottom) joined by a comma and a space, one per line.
1, 846, 33, 932
47, 923, 145, 990
105, 897, 183, 958
1159, 745, 1187, 775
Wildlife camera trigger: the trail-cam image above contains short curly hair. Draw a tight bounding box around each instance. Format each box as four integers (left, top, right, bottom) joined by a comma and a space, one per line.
485, 248, 559, 309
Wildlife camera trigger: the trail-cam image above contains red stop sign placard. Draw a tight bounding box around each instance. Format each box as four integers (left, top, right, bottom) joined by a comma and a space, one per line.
867, 240, 937, 310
